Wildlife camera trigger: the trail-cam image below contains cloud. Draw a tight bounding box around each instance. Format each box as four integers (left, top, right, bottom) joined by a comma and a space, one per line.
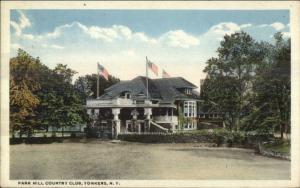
270, 22, 285, 31
41, 22, 158, 46
159, 30, 199, 48
50, 44, 65, 49
282, 32, 291, 39
11, 43, 22, 49
259, 22, 286, 31
22, 34, 34, 40
11, 18, 289, 88
10, 21, 22, 36
18, 11, 31, 29
121, 49, 136, 56
132, 32, 157, 44
240, 23, 252, 29
84, 25, 132, 41
208, 22, 242, 35
10, 11, 33, 39
41, 44, 64, 50
201, 22, 249, 42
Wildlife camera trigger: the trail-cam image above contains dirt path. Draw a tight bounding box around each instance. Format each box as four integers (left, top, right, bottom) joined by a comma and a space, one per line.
10, 141, 290, 180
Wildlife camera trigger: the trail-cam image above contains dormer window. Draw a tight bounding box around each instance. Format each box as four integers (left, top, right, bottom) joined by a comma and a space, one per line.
185, 88, 192, 95
125, 93, 131, 99
121, 92, 131, 99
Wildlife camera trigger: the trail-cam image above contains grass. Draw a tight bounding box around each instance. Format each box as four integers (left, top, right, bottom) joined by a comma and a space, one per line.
10, 141, 291, 180
265, 141, 290, 153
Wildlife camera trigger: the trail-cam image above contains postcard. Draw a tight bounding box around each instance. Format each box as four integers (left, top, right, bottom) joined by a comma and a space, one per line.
1, 1, 300, 187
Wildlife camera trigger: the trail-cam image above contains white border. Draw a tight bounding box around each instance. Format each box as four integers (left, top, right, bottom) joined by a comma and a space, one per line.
1, 1, 300, 187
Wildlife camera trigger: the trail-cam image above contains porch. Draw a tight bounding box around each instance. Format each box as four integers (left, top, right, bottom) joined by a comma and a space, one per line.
86, 98, 179, 138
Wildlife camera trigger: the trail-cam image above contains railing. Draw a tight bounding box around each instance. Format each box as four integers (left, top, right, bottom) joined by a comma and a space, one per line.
86, 98, 155, 108
86, 98, 133, 107
153, 116, 178, 123
119, 132, 174, 136
115, 98, 133, 105
150, 121, 169, 131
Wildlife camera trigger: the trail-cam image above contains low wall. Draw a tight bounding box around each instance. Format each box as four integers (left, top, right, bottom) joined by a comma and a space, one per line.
118, 133, 215, 144
118, 131, 267, 150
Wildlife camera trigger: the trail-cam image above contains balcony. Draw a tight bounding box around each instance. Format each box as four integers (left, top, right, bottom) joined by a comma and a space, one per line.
86, 98, 132, 107
86, 98, 157, 108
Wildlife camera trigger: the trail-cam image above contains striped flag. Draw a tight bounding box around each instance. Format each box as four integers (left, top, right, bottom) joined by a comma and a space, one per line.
97, 63, 109, 80
162, 69, 170, 78
146, 58, 158, 76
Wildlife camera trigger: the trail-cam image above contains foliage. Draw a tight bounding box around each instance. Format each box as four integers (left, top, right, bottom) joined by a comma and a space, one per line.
264, 139, 290, 154
74, 74, 120, 100
10, 49, 43, 137
9, 49, 119, 138
200, 32, 290, 139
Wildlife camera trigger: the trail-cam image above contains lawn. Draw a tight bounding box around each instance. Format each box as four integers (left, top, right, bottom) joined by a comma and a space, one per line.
10, 139, 291, 180
265, 141, 291, 153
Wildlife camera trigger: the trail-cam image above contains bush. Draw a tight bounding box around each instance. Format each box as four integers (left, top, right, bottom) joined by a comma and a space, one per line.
70, 133, 76, 138
119, 129, 269, 149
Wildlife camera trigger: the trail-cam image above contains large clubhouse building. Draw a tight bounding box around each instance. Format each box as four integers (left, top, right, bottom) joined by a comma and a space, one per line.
86, 76, 202, 138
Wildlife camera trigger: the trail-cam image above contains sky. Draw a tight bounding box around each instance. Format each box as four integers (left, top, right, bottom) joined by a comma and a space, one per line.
10, 10, 290, 89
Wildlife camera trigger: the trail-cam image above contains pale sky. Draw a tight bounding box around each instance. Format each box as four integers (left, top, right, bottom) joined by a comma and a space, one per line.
10, 10, 290, 89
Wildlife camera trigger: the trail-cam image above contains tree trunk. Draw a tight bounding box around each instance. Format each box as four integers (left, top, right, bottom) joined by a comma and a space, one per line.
12, 127, 15, 138
280, 123, 284, 139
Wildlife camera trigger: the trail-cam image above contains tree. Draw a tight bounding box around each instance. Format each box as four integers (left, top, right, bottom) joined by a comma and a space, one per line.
10, 49, 43, 137
201, 32, 290, 138
202, 32, 261, 131
250, 33, 290, 138
37, 64, 84, 137
74, 74, 120, 100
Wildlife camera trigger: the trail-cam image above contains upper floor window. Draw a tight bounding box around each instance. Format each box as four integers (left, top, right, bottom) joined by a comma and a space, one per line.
183, 101, 197, 117
125, 93, 131, 99
184, 88, 192, 95
121, 92, 131, 99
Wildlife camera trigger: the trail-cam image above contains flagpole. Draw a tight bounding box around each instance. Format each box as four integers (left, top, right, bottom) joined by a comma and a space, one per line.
97, 62, 99, 99
146, 56, 149, 100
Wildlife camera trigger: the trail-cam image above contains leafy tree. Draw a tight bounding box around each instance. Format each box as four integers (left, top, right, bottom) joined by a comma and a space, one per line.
10, 49, 42, 137
202, 32, 261, 131
250, 33, 290, 138
10, 49, 101, 138
74, 74, 120, 100
37, 64, 84, 137
201, 31, 290, 137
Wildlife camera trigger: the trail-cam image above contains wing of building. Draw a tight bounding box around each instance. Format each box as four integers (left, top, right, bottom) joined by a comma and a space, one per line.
86, 76, 202, 138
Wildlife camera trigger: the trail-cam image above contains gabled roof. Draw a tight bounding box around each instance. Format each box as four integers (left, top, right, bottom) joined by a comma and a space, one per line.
99, 76, 199, 103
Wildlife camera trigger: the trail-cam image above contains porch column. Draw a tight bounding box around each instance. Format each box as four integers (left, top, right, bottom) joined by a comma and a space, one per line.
94, 109, 99, 121
138, 123, 141, 133
87, 109, 92, 118
131, 109, 139, 133
125, 122, 128, 133
112, 108, 121, 139
170, 108, 175, 132
144, 108, 152, 132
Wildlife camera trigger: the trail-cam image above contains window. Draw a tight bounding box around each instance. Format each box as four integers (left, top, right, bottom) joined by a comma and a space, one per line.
184, 88, 192, 95
183, 101, 197, 117
121, 92, 131, 99
125, 93, 131, 99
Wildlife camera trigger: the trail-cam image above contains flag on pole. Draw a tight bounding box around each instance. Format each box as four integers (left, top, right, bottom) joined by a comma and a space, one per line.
162, 69, 171, 78
97, 63, 109, 80
146, 58, 158, 76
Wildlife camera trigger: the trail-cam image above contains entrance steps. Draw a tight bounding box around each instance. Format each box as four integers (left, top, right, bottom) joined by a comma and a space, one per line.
150, 120, 169, 132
